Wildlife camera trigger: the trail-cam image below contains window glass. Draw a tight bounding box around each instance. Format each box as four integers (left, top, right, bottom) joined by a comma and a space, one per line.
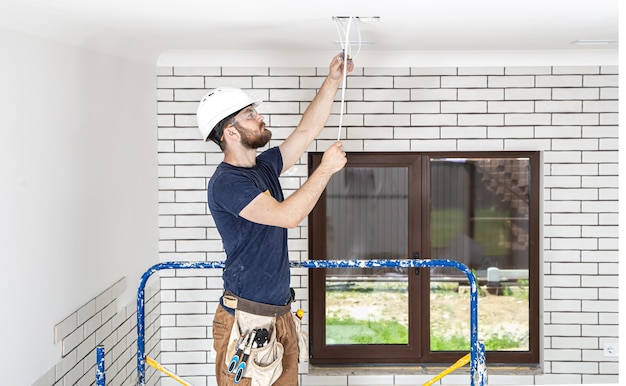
430, 158, 530, 352
325, 167, 409, 345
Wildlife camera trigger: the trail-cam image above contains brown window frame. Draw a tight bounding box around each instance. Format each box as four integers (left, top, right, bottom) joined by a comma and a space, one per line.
308, 151, 540, 365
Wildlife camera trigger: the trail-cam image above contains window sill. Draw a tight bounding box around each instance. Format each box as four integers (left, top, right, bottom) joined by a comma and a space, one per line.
307, 363, 543, 376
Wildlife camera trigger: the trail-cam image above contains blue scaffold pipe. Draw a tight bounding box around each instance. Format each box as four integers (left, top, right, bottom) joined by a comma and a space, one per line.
135, 259, 485, 386
474, 340, 487, 386
293, 259, 483, 385
136, 261, 225, 386
96, 345, 105, 386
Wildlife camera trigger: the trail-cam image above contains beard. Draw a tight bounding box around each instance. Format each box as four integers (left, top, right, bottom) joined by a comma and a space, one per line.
238, 121, 272, 149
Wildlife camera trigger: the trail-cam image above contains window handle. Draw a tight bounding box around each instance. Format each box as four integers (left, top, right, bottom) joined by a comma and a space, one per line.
413, 252, 420, 275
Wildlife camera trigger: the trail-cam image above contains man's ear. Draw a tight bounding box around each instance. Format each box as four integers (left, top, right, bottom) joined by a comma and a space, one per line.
223, 125, 239, 141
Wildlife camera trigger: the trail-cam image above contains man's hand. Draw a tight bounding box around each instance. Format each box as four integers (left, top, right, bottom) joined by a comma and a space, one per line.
319, 141, 347, 175
329, 52, 355, 81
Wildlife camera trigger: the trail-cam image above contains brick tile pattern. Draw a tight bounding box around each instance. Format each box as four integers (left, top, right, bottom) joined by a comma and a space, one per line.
32, 280, 161, 386
155, 65, 618, 385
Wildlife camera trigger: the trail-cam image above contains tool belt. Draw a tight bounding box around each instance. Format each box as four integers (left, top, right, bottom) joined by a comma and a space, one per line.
225, 308, 284, 385
223, 290, 292, 317
222, 289, 308, 385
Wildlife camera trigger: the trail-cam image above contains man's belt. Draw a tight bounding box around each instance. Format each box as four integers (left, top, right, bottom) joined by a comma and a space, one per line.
222, 291, 292, 317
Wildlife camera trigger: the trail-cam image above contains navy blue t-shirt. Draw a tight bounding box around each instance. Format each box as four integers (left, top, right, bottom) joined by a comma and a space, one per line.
207, 147, 291, 306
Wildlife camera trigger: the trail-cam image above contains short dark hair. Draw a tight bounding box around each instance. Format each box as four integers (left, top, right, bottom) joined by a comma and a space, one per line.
208, 107, 244, 150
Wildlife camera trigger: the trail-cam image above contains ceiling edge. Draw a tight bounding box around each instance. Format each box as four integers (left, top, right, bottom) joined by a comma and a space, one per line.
157, 49, 618, 68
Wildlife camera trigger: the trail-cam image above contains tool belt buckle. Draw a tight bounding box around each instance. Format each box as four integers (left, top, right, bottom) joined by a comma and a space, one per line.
223, 294, 238, 309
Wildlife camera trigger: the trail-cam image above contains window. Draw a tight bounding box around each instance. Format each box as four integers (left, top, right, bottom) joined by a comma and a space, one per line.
308, 152, 539, 365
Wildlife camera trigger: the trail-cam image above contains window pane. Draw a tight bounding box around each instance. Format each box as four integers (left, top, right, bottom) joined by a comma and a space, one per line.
325, 167, 409, 345
429, 158, 530, 352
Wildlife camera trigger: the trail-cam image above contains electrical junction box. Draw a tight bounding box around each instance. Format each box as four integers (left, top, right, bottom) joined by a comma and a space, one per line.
603, 342, 619, 357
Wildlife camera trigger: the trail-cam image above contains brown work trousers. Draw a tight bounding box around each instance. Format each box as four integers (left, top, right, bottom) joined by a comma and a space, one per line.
212, 304, 299, 386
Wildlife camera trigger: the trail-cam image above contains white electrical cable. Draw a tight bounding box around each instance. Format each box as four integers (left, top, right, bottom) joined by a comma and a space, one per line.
336, 16, 351, 141
334, 16, 362, 141
334, 17, 362, 61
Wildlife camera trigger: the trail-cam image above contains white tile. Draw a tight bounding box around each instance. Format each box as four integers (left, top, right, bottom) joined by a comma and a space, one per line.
536, 75, 583, 87
458, 88, 504, 100
583, 100, 619, 113
583, 75, 619, 87
441, 75, 487, 88
365, 114, 411, 126
457, 139, 504, 151
505, 88, 551, 100
394, 101, 440, 114
553, 66, 599, 75
458, 113, 503, 126
412, 113, 456, 126
347, 374, 394, 385
253, 76, 300, 88
534, 373, 581, 384
347, 76, 394, 88
485, 373, 535, 385
488, 101, 534, 113
157, 76, 204, 89
488, 75, 535, 88
347, 101, 394, 114
441, 101, 487, 113
160, 351, 207, 364
302, 374, 348, 385
553, 113, 600, 126
411, 88, 457, 100
441, 126, 486, 139
394, 76, 440, 88
551, 361, 598, 374
504, 113, 551, 126
536, 101, 582, 113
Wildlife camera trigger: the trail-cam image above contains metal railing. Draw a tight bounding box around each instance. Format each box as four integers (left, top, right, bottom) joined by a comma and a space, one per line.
97, 259, 487, 386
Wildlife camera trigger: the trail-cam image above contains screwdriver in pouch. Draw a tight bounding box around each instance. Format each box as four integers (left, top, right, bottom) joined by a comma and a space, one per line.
228, 332, 249, 374
234, 330, 257, 384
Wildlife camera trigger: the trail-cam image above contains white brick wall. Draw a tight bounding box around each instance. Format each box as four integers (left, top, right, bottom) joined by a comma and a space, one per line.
31, 279, 162, 386
156, 65, 618, 385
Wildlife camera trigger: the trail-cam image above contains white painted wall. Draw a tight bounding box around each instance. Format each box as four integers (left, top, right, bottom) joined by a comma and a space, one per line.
0, 27, 159, 385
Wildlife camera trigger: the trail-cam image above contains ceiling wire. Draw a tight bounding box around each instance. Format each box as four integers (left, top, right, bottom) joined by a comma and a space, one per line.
333, 16, 362, 141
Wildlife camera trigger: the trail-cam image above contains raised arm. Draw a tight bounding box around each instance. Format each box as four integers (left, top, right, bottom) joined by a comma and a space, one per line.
278, 53, 354, 173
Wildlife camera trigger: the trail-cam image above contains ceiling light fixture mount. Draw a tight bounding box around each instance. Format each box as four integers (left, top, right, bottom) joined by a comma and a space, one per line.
333, 16, 381, 23
334, 41, 376, 46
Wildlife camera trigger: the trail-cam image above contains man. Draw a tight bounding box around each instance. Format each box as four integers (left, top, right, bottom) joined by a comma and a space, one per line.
196, 52, 354, 385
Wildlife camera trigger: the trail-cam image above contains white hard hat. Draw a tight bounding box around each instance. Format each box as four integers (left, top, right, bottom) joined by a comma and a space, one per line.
196, 87, 262, 144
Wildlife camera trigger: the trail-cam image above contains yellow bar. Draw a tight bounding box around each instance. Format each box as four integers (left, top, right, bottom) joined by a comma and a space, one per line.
422, 353, 471, 386
145, 356, 193, 386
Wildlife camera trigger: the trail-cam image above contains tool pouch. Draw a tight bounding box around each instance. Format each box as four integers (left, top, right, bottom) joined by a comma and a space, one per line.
292, 312, 308, 363
226, 309, 284, 386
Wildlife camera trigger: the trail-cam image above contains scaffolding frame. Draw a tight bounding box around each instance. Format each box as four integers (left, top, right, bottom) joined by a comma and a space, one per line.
96, 259, 487, 386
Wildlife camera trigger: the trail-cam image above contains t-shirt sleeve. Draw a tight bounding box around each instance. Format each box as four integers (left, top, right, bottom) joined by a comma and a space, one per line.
258, 146, 284, 176
211, 172, 264, 216
210, 147, 284, 217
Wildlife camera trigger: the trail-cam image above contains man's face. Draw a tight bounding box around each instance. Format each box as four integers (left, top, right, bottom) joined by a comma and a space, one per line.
231, 106, 272, 149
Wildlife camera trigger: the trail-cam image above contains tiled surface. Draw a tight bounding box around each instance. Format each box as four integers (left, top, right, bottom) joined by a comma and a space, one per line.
32, 279, 162, 386
151, 64, 620, 385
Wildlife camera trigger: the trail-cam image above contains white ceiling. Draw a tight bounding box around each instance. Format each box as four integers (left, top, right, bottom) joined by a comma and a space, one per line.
0, 0, 619, 66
